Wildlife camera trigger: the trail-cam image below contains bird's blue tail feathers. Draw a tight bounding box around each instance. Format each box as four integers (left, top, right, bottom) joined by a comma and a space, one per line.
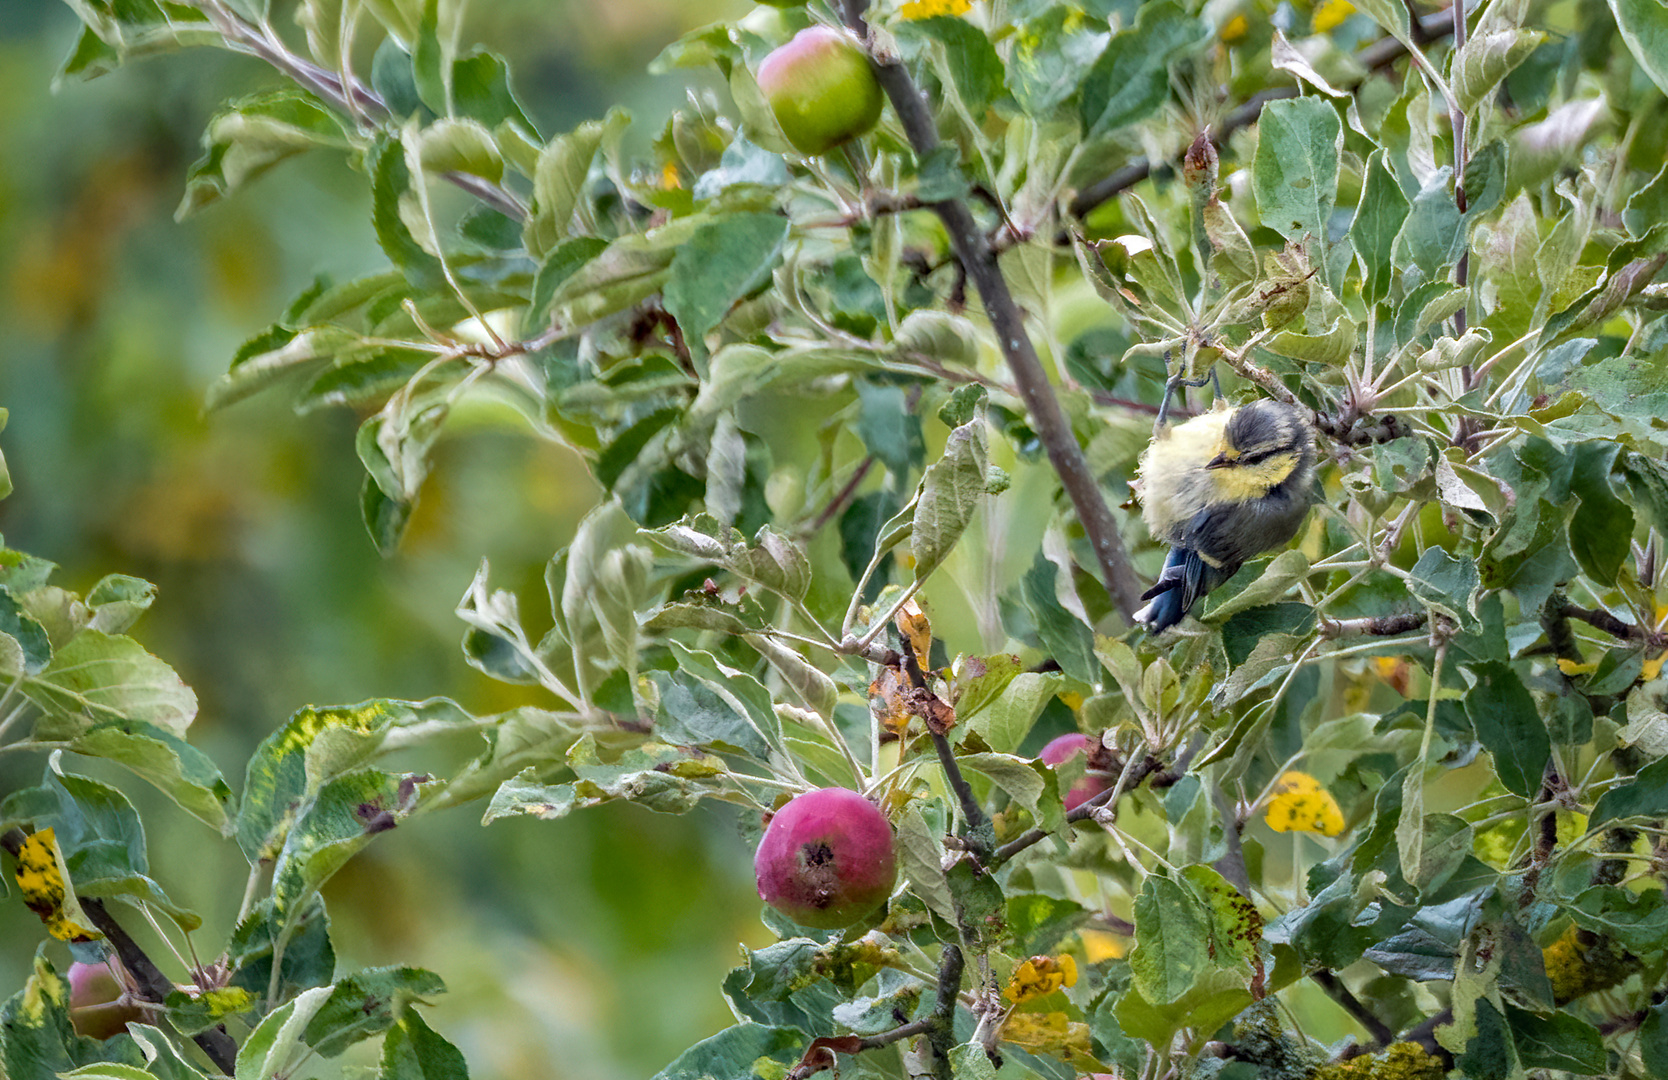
1134, 547, 1235, 633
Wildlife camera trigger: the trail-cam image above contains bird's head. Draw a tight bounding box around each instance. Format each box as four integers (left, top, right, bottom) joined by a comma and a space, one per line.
1205, 400, 1315, 498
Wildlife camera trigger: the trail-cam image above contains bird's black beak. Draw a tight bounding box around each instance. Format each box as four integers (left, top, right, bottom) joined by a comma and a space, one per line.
1205, 453, 1231, 469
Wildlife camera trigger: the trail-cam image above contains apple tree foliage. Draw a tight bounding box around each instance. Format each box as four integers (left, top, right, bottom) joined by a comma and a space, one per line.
4, 0, 1668, 1076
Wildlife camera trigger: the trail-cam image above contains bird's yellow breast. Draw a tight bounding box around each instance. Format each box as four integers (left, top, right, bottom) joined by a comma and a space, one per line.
1137, 408, 1305, 544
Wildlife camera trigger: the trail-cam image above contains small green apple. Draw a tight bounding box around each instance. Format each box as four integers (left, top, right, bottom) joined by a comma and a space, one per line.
756, 26, 883, 156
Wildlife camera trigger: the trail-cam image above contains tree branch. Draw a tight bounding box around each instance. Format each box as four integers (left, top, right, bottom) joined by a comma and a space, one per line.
1, 829, 238, 1075
837, 0, 1144, 622
1068, 12, 1456, 220
1312, 969, 1396, 1047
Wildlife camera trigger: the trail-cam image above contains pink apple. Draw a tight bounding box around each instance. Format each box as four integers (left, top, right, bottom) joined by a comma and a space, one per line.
755, 787, 897, 928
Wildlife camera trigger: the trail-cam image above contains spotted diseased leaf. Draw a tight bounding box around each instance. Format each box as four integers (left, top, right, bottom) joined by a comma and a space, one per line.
235, 700, 413, 863
271, 768, 439, 917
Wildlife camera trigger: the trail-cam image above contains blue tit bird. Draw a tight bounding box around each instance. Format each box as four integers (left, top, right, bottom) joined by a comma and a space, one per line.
1135, 399, 1317, 633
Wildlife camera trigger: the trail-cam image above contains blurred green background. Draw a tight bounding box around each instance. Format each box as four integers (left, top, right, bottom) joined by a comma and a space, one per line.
0, 2, 779, 1075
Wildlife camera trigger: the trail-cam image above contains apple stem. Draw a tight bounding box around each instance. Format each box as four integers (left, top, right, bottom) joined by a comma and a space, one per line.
835, 0, 1144, 622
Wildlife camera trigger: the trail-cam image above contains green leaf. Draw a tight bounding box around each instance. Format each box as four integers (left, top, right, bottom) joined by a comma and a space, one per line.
1641, 1000, 1668, 1077
1252, 96, 1341, 276
370, 136, 445, 291
415, 117, 502, 183
662, 211, 789, 366
1352, 150, 1409, 305
523, 110, 627, 259
1569, 441, 1633, 583
913, 417, 997, 583
1079, 2, 1209, 136
1624, 164, 1668, 241
228, 896, 336, 1001
854, 381, 925, 477
53, 0, 217, 85
1589, 753, 1668, 826
1568, 885, 1668, 955
483, 740, 726, 822
304, 967, 447, 1058
1129, 876, 1211, 1004
1408, 547, 1480, 627
647, 516, 812, 602
649, 1023, 803, 1080
1609, 0, 1668, 99
69, 721, 235, 836
1022, 552, 1097, 685
1453, 28, 1546, 114
1394, 168, 1466, 279
529, 236, 610, 322
962, 671, 1064, 755
177, 89, 348, 218
959, 753, 1061, 834
1007, 7, 1106, 115
412, 0, 445, 115
894, 802, 955, 921
379, 1007, 469, 1080
84, 576, 155, 636
0, 590, 53, 676
655, 641, 781, 760
236, 986, 333, 1080
1350, 0, 1412, 38
896, 16, 1005, 117
450, 49, 539, 137
24, 631, 196, 740
1464, 662, 1549, 798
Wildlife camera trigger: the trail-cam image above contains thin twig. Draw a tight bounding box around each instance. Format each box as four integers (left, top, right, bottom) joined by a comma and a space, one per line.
896, 644, 994, 853
837, 0, 1144, 622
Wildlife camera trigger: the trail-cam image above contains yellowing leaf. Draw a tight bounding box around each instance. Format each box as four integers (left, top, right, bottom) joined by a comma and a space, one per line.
1265, 771, 1346, 837
1080, 929, 1127, 962
900, 0, 972, 17
14, 828, 99, 941
1004, 954, 1077, 1002
895, 600, 933, 672
1221, 13, 1249, 40
1643, 650, 1667, 681
1313, 0, 1356, 31
999, 1011, 1093, 1058
1557, 658, 1598, 676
